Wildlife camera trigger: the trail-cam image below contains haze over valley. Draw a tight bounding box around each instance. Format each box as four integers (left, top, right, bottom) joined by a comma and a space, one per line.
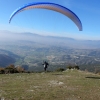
0, 30, 100, 72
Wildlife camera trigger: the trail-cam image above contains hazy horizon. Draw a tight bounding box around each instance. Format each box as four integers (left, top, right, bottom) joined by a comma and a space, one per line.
0, 30, 100, 41
0, 0, 100, 40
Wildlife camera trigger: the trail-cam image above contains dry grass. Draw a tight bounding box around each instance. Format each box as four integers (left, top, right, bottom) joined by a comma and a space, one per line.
0, 70, 100, 100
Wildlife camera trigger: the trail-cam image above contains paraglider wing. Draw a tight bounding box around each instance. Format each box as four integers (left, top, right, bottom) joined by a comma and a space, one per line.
9, 2, 82, 31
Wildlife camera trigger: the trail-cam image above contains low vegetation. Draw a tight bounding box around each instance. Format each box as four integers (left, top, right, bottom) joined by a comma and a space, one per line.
67, 65, 80, 70
0, 70, 100, 100
55, 68, 65, 72
0, 64, 25, 74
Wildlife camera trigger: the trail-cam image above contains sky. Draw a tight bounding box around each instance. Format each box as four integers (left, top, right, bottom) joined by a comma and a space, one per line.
0, 0, 100, 40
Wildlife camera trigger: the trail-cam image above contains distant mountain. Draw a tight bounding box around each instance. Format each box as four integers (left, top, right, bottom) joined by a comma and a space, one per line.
0, 49, 19, 67
0, 30, 40, 36
0, 30, 100, 49
20, 32, 40, 36
0, 54, 15, 67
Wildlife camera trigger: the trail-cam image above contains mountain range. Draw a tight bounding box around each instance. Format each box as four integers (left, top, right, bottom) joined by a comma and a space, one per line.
0, 30, 100, 49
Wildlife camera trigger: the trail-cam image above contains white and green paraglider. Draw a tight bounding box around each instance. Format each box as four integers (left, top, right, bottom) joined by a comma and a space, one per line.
9, 2, 82, 31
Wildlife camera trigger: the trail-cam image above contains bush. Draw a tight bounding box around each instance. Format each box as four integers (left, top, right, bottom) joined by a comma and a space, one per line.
0, 68, 5, 74
16, 66, 25, 73
55, 68, 65, 72
0, 64, 26, 74
5, 64, 18, 73
74, 66, 80, 70
67, 65, 79, 70
67, 66, 73, 69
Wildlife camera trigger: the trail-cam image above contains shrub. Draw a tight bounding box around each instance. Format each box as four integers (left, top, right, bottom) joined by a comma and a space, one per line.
74, 65, 80, 70
5, 64, 17, 73
55, 68, 65, 72
67, 65, 79, 70
16, 66, 25, 73
0, 67, 5, 74
67, 66, 73, 69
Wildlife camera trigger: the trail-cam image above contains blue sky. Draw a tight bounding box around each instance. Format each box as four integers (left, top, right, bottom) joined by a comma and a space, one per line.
0, 0, 100, 40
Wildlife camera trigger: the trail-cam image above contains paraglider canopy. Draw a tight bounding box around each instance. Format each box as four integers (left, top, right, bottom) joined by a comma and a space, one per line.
9, 2, 82, 31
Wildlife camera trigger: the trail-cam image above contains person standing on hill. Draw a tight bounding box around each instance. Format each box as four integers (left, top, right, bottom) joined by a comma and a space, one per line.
42, 61, 49, 71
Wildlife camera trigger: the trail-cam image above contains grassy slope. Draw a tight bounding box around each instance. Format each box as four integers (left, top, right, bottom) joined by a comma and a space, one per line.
0, 70, 100, 100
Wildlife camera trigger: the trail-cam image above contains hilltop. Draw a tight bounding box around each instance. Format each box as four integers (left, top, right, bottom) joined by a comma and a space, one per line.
0, 70, 100, 100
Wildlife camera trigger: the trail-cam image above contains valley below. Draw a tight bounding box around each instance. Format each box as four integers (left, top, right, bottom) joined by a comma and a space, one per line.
0, 31, 100, 72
